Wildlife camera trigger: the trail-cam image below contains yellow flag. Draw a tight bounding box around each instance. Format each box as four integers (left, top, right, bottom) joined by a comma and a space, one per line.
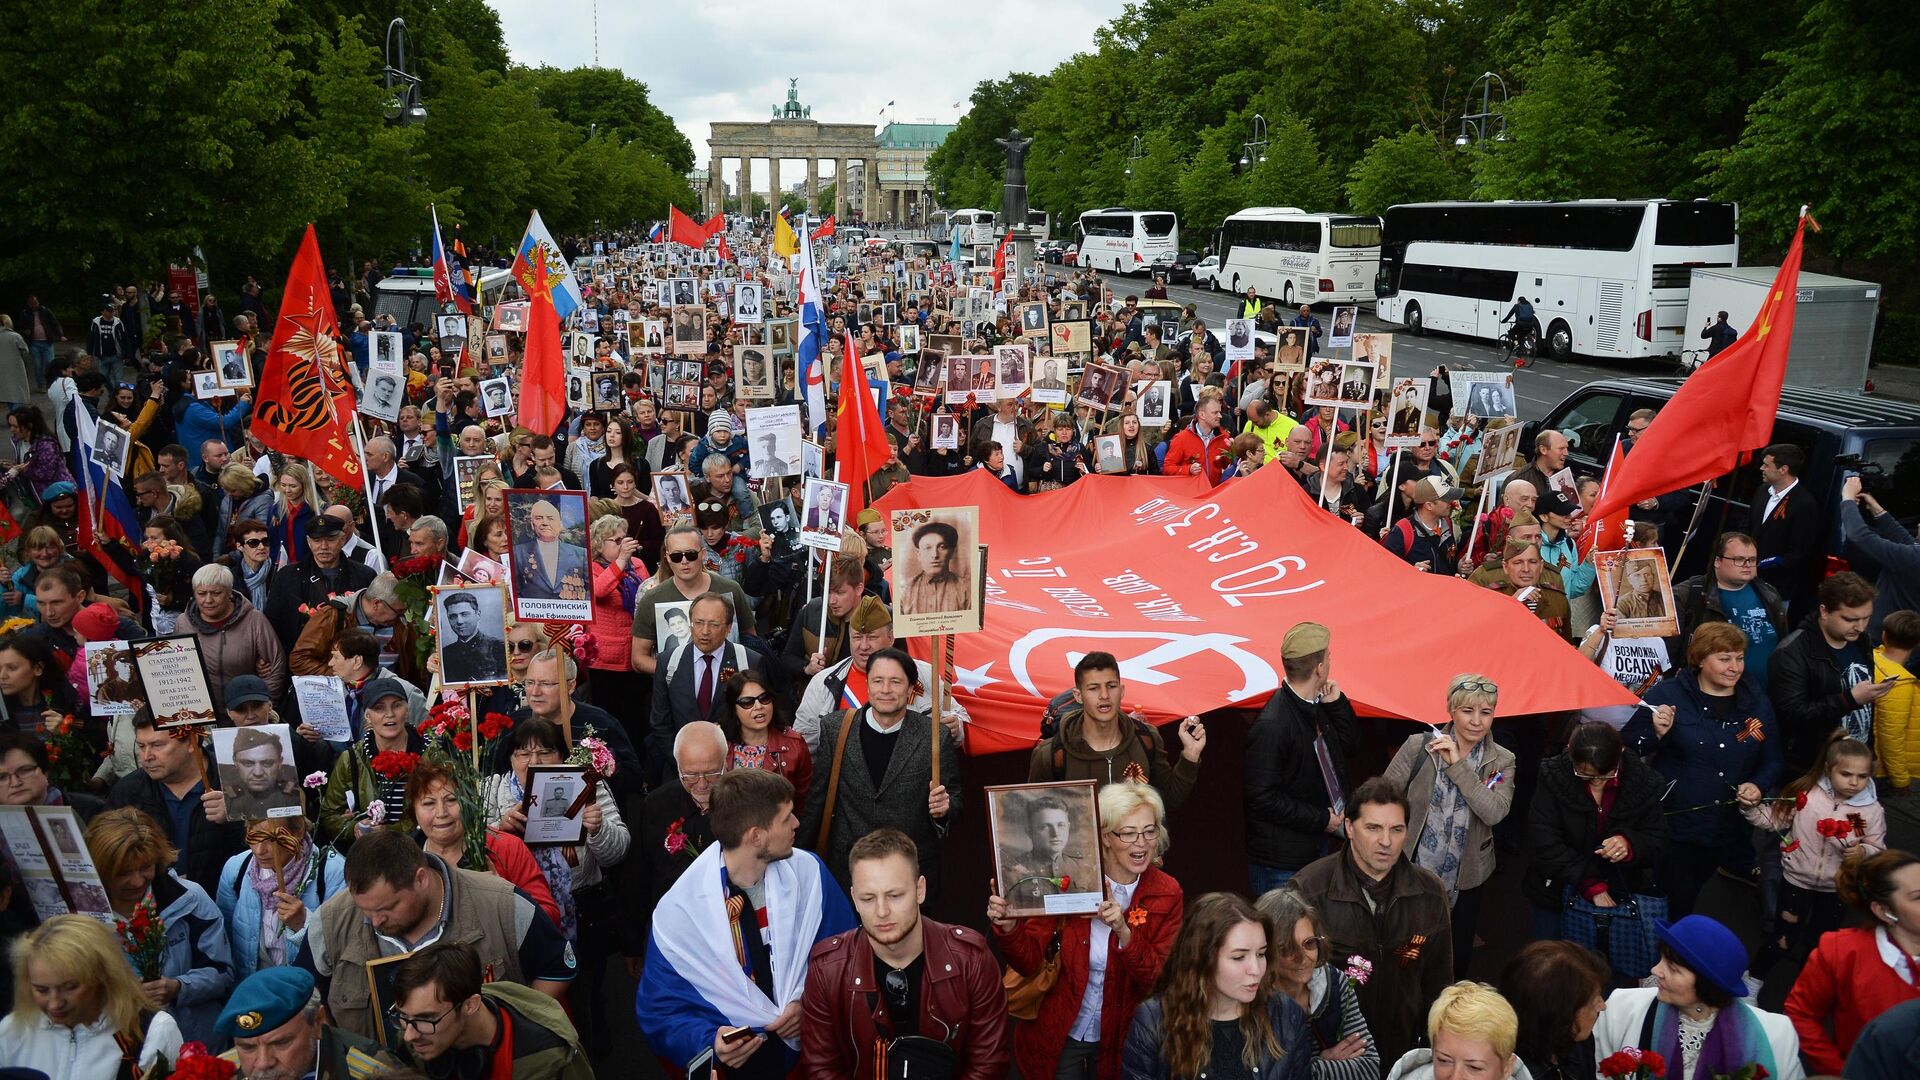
774, 213, 799, 258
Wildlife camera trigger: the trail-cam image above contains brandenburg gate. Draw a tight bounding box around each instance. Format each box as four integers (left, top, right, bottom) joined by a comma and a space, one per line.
706, 80, 880, 222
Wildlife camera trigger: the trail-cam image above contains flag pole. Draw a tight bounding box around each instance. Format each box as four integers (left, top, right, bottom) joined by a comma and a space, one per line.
817, 461, 841, 649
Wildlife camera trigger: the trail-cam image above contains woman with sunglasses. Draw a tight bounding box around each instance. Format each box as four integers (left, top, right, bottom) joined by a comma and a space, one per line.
991, 782, 1184, 1080
1524, 721, 1669, 944
216, 518, 276, 611
1379, 673, 1517, 977
1256, 888, 1378, 1080
719, 672, 811, 805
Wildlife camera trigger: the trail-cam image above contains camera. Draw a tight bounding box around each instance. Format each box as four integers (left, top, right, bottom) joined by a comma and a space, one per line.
1833, 454, 1892, 496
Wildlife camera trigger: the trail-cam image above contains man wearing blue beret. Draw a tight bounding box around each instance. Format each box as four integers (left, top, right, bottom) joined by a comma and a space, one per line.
216, 966, 396, 1079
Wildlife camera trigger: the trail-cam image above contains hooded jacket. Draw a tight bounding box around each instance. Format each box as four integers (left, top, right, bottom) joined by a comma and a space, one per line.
151, 867, 236, 1049
1025, 710, 1199, 809
184, 588, 287, 702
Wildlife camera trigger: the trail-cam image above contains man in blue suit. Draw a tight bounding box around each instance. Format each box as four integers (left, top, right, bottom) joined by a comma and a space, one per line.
512, 498, 588, 603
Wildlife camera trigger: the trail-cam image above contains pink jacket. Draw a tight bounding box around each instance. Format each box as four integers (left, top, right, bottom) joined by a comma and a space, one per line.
589, 558, 649, 671
1743, 779, 1886, 890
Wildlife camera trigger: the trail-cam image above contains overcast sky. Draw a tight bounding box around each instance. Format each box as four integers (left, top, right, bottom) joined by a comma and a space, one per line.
490, 0, 1129, 188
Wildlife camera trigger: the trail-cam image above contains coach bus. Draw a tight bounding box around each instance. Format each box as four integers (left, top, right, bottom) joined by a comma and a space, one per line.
1213, 208, 1381, 306
1026, 210, 1050, 242
1374, 199, 1739, 361
934, 209, 997, 247
1073, 208, 1179, 275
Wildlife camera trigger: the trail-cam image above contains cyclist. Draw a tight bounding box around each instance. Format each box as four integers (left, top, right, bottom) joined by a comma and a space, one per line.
1500, 295, 1540, 352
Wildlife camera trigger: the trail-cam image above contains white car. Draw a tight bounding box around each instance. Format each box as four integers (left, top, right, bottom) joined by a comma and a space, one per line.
1191, 255, 1221, 290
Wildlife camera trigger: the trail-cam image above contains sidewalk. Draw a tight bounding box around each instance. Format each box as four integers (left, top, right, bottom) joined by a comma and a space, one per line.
1869, 362, 1920, 402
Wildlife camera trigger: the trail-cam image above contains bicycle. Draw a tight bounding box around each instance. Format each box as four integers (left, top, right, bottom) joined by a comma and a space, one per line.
1498, 322, 1541, 369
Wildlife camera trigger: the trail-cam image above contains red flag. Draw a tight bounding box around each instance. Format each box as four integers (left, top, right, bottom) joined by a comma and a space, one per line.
668, 206, 707, 247
1586, 215, 1809, 524
810, 215, 836, 241
716, 235, 734, 265
0, 500, 20, 545
991, 229, 1015, 292
1577, 436, 1631, 559
701, 213, 726, 242
835, 329, 891, 519
254, 225, 361, 485
518, 261, 567, 436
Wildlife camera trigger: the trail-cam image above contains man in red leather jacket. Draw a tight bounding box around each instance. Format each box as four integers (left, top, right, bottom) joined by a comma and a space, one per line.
800, 828, 1010, 1079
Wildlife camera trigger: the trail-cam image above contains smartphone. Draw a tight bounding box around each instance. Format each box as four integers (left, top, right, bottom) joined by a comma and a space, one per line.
719, 1026, 755, 1045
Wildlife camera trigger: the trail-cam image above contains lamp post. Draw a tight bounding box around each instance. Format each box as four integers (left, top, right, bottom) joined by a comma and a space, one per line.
1239, 114, 1268, 168
1124, 135, 1145, 177
1455, 72, 1509, 147
383, 19, 426, 125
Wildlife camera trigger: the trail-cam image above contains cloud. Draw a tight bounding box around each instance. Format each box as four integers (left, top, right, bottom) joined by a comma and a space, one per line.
489, 0, 1127, 184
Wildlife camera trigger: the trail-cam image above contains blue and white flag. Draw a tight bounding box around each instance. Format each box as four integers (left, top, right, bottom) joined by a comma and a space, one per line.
793, 216, 831, 437
511, 209, 584, 320
637, 842, 855, 1068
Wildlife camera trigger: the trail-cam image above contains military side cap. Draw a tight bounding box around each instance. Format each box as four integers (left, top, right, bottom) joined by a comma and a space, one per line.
230, 726, 281, 755
854, 508, 883, 527
1281, 622, 1329, 659
849, 595, 892, 634
216, 965, 316, 1038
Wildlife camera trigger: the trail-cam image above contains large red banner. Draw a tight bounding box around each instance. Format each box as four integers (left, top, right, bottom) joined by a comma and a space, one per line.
876, 468, 1637, 754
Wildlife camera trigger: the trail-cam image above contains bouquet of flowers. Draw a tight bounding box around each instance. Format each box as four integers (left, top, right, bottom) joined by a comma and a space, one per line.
141, 536, 192, 610
166, 1040, 238, 1080
418, 698, 515, 872
385, 553, 441, 675
43, 711, 101, 794
117, 893, 166, 980
1599, 1048, 1667, 1080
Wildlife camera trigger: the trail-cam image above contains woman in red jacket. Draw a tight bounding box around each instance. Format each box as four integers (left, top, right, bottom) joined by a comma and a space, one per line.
990, 782, 1184, 1080
1784, 849, 1920, 1074
720, 672, 813, 807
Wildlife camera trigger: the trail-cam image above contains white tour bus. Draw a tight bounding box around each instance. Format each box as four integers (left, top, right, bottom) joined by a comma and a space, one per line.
1074, 208, 1179, 275
1374, 199, 1739, 360
1026, 210, 1050, 242
936, 209, 997, 248
1213, 208, 1382, 305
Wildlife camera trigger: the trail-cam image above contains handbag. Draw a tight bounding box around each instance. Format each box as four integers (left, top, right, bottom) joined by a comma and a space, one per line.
1560, 885, 1667, 985
1002, 927, 1062, 1021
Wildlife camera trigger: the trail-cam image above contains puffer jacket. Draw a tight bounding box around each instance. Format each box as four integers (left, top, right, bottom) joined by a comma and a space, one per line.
183, 589, 287, 702
214, 843, 347, 980
1874, 647, 1920, 789
1743, 776, 1886, 891
1123, 991, 1313, 1080
149, 868, 235, 1050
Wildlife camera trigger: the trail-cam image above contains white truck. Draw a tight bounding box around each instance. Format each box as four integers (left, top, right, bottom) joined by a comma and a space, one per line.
1684, 266, 1880, 392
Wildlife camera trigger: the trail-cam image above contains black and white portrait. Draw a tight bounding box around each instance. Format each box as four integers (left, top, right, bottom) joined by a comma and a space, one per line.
1337, 363, 1376, 405
1019, 302, 1048, 337
744, 404, 802, 478
1328, 305, 1358, 350
671, 278, 698, 307
757, 498, 802, 560
593, 372, 623, 412
994, 344, 1030, 397
91, 420, 130, 478
1137, 381, 1172, 427
211, 724, 303, 821
213, 340, 252, 388
653, 471, 693, 518
734, 283, 763, 324
987, 780, 1104, 918
520, 766, 589, 846
800, 477, 849, 551
434, 585, 510, 689
479, 377, 514, 418
733, 345, 775, 402
361, 371, 403, 422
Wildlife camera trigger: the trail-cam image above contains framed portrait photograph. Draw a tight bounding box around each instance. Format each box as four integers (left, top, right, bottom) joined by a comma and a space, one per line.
1328, 305, 1359, 350
591, 370, 623, 412
913, 351, 945, 396
768, 318, 795, 356
986, 780, 1104, 918
972, 244, 993, 266
1224, 319, 1256, 365
211, 723, 303, 820
484, 333, 510, 364
1030, 354, 1069, 406
1273, 325, 1311, 373
365, 952, 415, 1048
799, 477, 849, 551
453, 548, 510, 591
1073, 363, 1126, 413
435, 313, 468, 347
1594, 548, 1680, 639
757, 498, 803, 562
1451, 371, 1518, 420
671, 306, 707, 355
130, 635, 217, 728
1477, 421, 1525, 481
652, 470, 693, 520
1352, 333, 1394, 384
520, 765, 591, 846
930, 412, 960, 451
1015, 302, 1048, 340
733, 344, 776, 402
637, 319, 666, 354
453, 455, 497, 514
1094, 434, 1126, 475
1336, 362, 1376, 406
898, 323, 921, 354
433, 584, 511, 689
90, 420, 131, 478
502, 488, 592, 623
733, 282, 764, 324
670, 277, 699, 307
927, 333, 963, 358
889, 505, 982, 637
1136, 380, 1172, 427
1303, 360, 1346, 409
359, 370, 405, 423
994, 343, 1030, 399
212, 339, 253, 388
478, 377, 515, 419
491, 302, 529, 333
192, 370, 232, 400
1385, 379, 1429, 449
744, 404, 803, 478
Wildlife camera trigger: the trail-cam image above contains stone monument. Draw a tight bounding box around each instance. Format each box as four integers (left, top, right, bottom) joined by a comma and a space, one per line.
996, 129, 1037, 290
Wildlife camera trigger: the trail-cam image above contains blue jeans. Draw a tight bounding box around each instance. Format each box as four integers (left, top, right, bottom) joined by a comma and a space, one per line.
28, 342, 52, 387
1248, 863, 1297, 896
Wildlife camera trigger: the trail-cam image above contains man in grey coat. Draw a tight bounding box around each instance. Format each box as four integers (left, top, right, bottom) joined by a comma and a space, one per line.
800, 647, 962, 900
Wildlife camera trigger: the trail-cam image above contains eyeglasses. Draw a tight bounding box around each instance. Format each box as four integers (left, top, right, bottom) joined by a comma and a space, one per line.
1574, 769, 1620, 783
1280, 934, 1327, 960
734, 693, 772, 709
240, 538, 268, 548
387, 1004, 457, 1035
1418, 440, 1439, 448
884, 968, 910, 1010
511, 747, 560, 761
679, 769, 725, 785
1108, 826, 1160, 845
1716, 554, 1759, 566
1451, 676, 1499, 695
509, 640, 541, 653
0, 764, 43, 785
666, 550, 701, 564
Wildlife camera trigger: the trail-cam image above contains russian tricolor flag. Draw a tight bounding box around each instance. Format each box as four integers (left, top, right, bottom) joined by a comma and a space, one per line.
430, 205, 472, 315
64, 400, 143, 597
793, 215, 829, 437
646, 221, 665, 243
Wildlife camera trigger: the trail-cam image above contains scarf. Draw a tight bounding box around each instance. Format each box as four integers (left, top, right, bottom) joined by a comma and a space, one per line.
503, 771, 577, 942
238, 556, 271, 609
1650, 1000, 1779, 1080
1413, 741, 1483, 904
248, 835, 315, 967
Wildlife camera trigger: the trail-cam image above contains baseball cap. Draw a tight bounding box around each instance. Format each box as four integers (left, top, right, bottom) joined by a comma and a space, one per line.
360, 677, 409, 708
1412, 476, 1464, 504
1535, 489, 1577, 518
224, 675, 273, 709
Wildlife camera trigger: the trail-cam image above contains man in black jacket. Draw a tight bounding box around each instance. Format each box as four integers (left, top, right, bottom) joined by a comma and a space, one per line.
1769, 571, 1896, 769
263, 515, 377, 651
107, 714, 245, 898
1749, 443, 1821, 616
1243, 621, 1357, 893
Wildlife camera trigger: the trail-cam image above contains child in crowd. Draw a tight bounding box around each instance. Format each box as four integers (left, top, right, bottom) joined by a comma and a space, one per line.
1872, 610, 1919, 792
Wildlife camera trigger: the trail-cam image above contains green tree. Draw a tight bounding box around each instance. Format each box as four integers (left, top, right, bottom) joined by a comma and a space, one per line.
1239, 113, 1338, 211
511, 65, 694, 174
1123, 130, 1185, 212
1178, 129, 1243, 236
926, 73, 1049, 214
1470, 21, 1652, 200
816, 182, 837, 215
1345, 128, 1466, 215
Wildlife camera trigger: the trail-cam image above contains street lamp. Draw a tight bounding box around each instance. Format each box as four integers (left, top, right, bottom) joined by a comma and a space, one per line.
1455, 72, 1509, 147
383, 19, 426, 125
1124, 135, 1145, 177
1240, 114, 1268, 167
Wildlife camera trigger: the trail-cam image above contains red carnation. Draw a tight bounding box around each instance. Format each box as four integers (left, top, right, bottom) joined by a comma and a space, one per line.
453, 729, 473, 752
369, 751, 420, 779
1794, 790, 1808, 810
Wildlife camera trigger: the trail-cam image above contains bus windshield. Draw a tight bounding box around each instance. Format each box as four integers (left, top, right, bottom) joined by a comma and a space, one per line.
1141, 213, 1176, 237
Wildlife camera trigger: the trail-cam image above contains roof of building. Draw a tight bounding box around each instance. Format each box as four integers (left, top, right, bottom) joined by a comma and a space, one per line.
878, 122, 956, 149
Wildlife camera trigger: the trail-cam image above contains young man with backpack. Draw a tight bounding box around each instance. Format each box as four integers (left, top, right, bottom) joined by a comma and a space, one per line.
1382, 476, 1463, 576
1024, 651, 1205, 808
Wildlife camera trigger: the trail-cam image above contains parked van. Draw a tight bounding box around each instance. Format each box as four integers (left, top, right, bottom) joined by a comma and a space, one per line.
1524, 377, 1920, 580
371, 266, 517, 332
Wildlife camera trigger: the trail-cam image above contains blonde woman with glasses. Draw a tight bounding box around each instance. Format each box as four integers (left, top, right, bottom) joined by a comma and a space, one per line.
1380, 673, 1517, 977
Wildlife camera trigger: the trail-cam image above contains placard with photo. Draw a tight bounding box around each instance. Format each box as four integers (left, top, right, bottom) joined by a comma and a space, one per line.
1336, 362, 1377, 407
889, 505, 983, 637
478, 377, 515, 418
637, 319, 667, 354
1030, 354, 1070, 406
360, 370, 405, 423
1274, 325, 1312, 373
671, 306, 707, 355
520, 765, 592, 846
1018, 302, 1049, 340
986, 780, 1104, 918
733, 282, 764, 324
83, 640, 139, 717
1224, 319, 1256, 365
0, 804, 115, 925
211, 724, 303, 820
1136, 381, 1173, 427
433, 584, 511, 689
733, 345, 776, 402
946, 355, 992, 405
744, 404, 803, 478
1385, 379, 1429, 449
1451, 371, 1518, 419
491, 302, 529, 333
931, 412, 960, 451
994, 343, 1031, 399
1094, 434, 1126, 474
1476, 421, 1525, 481
927, 333, 963, 358
565, 367, 589, 412
757, 498, 803, 562
502, 488, 592, 623
485, 333, 510, 363
192, 370, 233, 400
913, 351, 945, 396
1351, 333, 1394, 386
898, 323, 921, 354
131, 635, 217, 728
435, 314, 468, 350
90, 420, 131, 478
1073, 363, 1127, 413
670, 278, 699, 307
802, 439, 824, 480
653, 470, 693, 520
453, 455, 497, 514
800, 477, 849, 551
591, 369, 624, 412
1049, 320, 1093, 359
1328, 305, 1359, 350
210, 339, 251, 389
1595, 548, 1680, 640
366, 331, 404, 379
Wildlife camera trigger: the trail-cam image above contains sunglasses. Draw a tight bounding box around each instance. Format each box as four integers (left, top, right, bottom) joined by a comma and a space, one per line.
666, 550, 702, 563
733, 693, 772, 708
509, 640, 541, 653
241, 538, 269, 548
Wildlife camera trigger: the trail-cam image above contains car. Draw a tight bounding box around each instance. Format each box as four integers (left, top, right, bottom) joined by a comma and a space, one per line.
1190, 255, 1221, 290
1063, 244, 1079, 267
1524, 378, 1920, 581
1165, 252, 1203, 285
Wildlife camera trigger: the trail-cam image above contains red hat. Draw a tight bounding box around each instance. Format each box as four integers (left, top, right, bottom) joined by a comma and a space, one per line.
73, 602, 118, 642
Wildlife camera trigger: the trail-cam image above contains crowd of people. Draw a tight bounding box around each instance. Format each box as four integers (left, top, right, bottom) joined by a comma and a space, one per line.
0, 213, 1916, 1080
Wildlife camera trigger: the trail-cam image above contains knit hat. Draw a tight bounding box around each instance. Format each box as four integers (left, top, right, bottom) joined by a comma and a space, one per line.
72, 603, 118, 642
708, 410, 734, 434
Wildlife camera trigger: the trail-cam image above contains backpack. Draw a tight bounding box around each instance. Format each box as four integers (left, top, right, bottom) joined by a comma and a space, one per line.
1038, 697, 1158, 780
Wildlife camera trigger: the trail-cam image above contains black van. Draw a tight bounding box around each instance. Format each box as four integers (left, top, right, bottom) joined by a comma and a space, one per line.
1524, 378, 1920, 579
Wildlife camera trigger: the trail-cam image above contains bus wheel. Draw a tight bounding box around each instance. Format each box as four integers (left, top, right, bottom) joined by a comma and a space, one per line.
1546, 321, 1573, 361
1406, 303, 1424, 336
1283, 281, 1294, 307
1229, 274, 1240, 295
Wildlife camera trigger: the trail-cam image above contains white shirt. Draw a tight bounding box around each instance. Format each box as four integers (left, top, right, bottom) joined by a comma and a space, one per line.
1762, 478, 1798, 523
369, 465, 401, 506
1068, 876, 1138, 1041
992, 418, 1023, 484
